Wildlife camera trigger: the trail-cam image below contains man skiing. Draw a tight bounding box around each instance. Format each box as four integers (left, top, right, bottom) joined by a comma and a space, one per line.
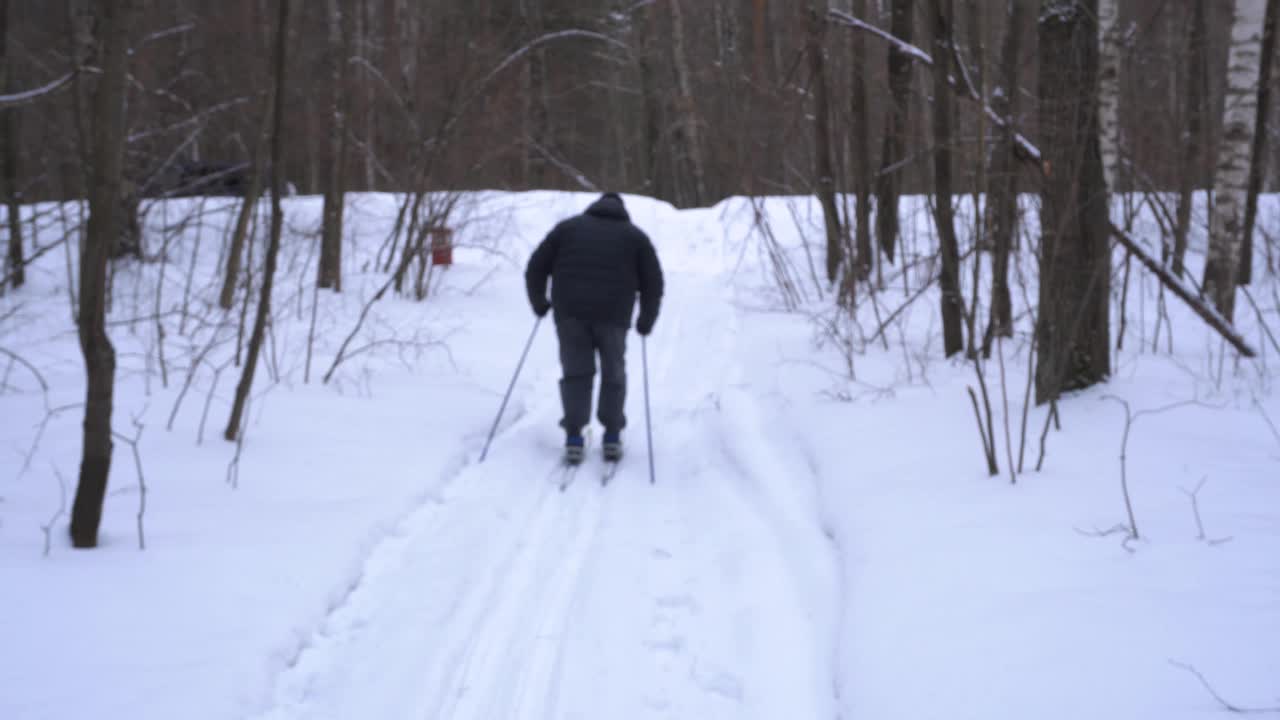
525, 192, 665, 465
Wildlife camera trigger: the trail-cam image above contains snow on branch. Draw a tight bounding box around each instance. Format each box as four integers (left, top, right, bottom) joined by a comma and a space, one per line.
1110, 224, 1257, 358
477, 30, 629, 93
0, 72, 75, 109
827, 9, 1042, 164
827, 9, 932, 63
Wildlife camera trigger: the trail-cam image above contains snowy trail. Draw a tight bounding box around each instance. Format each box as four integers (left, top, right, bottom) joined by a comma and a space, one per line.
250, 213, 837, 719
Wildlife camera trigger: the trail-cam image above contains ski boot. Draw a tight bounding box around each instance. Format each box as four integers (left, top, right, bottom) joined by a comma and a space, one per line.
564, 434, 585, 465
603, 430, 623, 462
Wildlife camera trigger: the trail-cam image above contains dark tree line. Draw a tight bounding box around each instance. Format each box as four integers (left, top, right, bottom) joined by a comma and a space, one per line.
0, 0, 1270, 214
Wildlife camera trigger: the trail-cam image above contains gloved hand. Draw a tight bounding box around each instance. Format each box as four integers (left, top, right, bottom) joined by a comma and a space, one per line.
636, 313, 655, 336
532, 298, 551, 318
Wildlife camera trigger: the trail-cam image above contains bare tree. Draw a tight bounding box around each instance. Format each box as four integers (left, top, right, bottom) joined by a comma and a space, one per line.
932, 0, 964, 356
807, 3, 844, 285
874, 0, 915, 263
1203, 0, 1268, 321
985, 0, 1026, 341
318, 0, 346, 291
225, 0, 290, 442
0, 0, 20, 290
70, 0, 135, 549
669, 0, 707, 206
1240, 0, 1279, 285
219, 99, 271, 311
1172, 0, 1209, 277
848, 0, 874, 283
1035, 0, 1110, 404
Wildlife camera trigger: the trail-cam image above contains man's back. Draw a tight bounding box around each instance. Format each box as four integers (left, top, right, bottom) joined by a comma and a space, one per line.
526, 193, 663, 330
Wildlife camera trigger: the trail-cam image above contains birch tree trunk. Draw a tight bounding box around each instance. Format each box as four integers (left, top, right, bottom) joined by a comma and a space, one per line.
0, 0, 21, 290
1096, 0, 1122, 191
1240, 0, 1279, 285
808, 3, 844, 284
1035, 0, 1111, 404
70, 0, 134, 549
225, 0, 290, 442
1203, 0, 1268, 321
874, 0, 915, 263
932, 0, 964, 356
318, 0, 346, 291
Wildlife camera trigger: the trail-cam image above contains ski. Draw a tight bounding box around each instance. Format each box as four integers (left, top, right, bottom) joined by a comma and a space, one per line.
558, 459, 582, 492
601, 460, 621, 487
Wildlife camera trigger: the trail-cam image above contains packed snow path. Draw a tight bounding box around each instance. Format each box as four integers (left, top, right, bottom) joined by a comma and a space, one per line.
253, 206, 838, 719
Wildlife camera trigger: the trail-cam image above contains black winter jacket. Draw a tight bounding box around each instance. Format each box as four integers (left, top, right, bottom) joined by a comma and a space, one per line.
525, 194, 664, 330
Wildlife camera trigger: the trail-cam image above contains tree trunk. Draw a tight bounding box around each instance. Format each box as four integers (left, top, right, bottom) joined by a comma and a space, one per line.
850, 0, 873, 282
1035, 0, 1110, 405
1240, 0, 1279, 285
522, 0, 551, 187
669, 0, 707, 207
225, 0, 290, 442
987, 0, 1025, 339
1172, 0, 1209, 277
1096, 0, 1122, 191
318, 0, 346, 291
808, 4, 843, 285
1203, 0, 1268, 321
70, 0, 134, 549
219, 100, 272, 310
0, 0, 21, 290
636, 4, 663, 200
753, 0, 768, 84
932, 0, 964, 356
874, 0, 915, 263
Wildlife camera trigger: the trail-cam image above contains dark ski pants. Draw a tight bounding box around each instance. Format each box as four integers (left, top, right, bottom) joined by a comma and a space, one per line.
555, 314, 627, 436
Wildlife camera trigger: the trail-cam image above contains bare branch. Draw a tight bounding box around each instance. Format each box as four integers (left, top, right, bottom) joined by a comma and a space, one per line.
827, 9, 1041, 163
1111, 225, 1257, 358
42, 466, 69, 558
1169, 660, 1280, 714
0, 72, 75, 109
0, 346, 49, 393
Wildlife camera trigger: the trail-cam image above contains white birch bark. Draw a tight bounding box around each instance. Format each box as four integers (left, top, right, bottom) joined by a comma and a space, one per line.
1204, 0, 1268, 320
1096, 0, 1123, 191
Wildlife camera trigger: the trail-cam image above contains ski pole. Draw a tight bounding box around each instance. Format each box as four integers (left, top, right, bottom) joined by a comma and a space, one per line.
642, 335, 656, 484
479, 316, 543, 463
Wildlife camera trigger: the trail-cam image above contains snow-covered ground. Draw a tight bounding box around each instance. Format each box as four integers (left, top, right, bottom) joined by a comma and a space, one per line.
1, 190, 1277, 719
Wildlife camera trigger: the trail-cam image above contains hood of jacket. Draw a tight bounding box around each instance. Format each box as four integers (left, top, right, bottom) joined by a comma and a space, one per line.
585, 192, 630, 221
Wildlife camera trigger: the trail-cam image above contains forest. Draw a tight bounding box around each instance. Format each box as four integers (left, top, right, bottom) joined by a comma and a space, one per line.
2, 2, 1280, 716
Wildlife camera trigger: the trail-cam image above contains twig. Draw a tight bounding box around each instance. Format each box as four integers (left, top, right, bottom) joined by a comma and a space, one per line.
1035, 400, 1058, 473
1102, 395, 1142, 540
967, 386, 997, 475
19, 404, 82, 481
0, 346, 50, 393
997, 336, 1017, 484
111, 418, 148, 551
1178, 477, 1233, 545
1168, 660, 1280, 714
42, 466, 69, 557
167, 326, 231, 431
1254, 399, 1280, 446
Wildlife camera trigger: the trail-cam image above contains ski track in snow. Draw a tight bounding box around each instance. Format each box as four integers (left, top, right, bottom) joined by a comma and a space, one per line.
250, 213, 836, 719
